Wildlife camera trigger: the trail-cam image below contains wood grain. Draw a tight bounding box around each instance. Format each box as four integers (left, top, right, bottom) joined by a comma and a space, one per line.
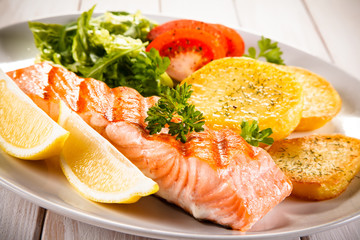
0, 185, 45, 240
161, 0, 239, 26
305, 0, 360, 80
80, 0, 160, 14
234, 0, 331, 62
0, 0, 80, 28
41, 211, 154, 240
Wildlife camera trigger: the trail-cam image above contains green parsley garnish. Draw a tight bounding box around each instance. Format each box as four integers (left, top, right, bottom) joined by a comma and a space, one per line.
130, 48, 172, 96
244, 36, 285, 65
145, 83, 205, 143
240, 120, 274, 147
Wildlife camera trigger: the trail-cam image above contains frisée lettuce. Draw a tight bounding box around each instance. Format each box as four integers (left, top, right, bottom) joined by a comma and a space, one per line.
28, 5, 172, 97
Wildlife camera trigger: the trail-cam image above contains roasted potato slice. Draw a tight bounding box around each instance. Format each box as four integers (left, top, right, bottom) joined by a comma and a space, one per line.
278, 66, 341, 131
182, 57, 303, 141
268, 134, 360, 200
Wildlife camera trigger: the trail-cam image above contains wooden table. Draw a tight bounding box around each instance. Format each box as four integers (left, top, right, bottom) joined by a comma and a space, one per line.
1, 0, 360, 239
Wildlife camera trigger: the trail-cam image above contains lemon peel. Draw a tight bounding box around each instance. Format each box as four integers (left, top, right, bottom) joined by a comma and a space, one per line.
58, 101, 158, 203
0, 69, 69, 160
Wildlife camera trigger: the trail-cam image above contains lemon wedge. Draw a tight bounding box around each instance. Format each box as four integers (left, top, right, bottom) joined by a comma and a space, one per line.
0, 69, 69, 160
57, 101, 158, 203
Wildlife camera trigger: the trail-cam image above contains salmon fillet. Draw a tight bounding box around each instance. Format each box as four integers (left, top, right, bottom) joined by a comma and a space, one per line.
7, 62, 292, 231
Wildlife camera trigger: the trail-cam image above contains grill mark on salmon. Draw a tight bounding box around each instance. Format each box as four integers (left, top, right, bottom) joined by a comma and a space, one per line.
7, 62, 292, 231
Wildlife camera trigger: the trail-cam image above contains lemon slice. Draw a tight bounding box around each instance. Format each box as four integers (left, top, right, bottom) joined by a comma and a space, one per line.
57, 101, 158, 203
0, 69, 69, 160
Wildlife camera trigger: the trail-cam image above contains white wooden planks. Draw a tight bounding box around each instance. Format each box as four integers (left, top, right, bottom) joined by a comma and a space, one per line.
0, 0, 80, 28
234, 0, 331, 62
41, 211, 154, 240
0, 186, 45, 240
80, 0, 160, 14
161, 0, 239, 26
305, 0, 360, 80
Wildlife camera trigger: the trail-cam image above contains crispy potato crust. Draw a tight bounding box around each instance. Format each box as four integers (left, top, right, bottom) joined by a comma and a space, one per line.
268, 134, 360, 200
278, 66, 341, 131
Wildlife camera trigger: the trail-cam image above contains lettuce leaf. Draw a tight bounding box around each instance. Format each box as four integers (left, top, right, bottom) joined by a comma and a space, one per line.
28, 21, 77, 67
72, 5, 97, 66
28, 6, 170, 97
98, 11, 156, 42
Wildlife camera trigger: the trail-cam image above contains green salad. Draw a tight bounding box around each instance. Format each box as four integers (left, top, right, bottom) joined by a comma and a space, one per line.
28, 5, 172, 97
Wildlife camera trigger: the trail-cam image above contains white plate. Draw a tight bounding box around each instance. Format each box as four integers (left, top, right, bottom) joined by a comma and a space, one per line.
1, 13, 360, 240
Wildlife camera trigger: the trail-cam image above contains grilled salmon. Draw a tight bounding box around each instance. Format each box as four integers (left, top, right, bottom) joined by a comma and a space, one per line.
7, 62, 292, 231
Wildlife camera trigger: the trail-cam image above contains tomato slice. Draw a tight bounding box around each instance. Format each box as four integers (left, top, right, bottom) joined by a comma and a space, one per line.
147, 19, 228, 51
212, 24, 245, 56
146, 29, 226, 82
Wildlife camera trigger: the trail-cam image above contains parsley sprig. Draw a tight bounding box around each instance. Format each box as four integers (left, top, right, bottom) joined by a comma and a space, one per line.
244, 36, 285, 65
145, 83, 205, 143
130, 48, 172, 96
240, 120, 274, 147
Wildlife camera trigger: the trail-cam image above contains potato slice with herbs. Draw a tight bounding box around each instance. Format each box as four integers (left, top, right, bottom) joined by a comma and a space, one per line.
268, 134, 360, 201
277, 65, 342, 131
182, 57, 303, 141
